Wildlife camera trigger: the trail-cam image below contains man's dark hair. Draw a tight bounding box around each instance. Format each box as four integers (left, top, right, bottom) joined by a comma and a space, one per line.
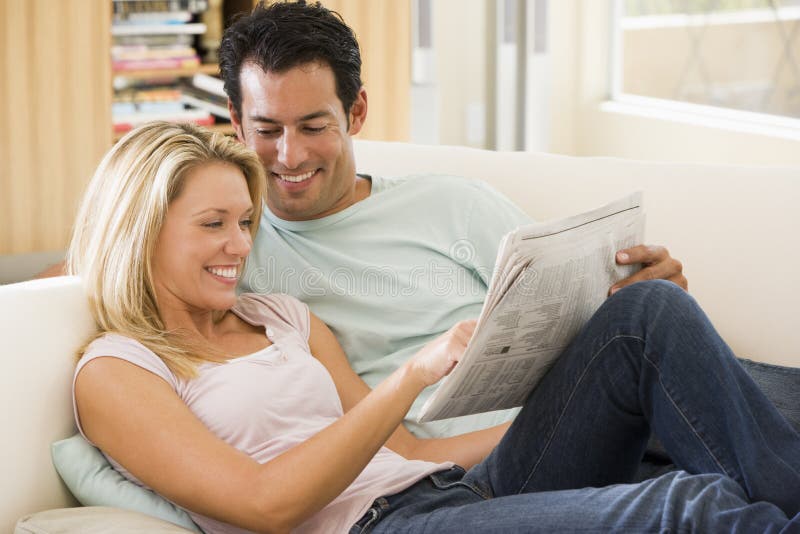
219, 0, 363, 119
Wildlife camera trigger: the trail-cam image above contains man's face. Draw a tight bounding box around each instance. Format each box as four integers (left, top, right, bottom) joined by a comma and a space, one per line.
230, 62, 367, 221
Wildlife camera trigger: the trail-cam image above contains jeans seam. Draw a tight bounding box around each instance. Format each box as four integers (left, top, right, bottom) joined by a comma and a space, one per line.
432, 469, 492, 500
640, 350, 734, 481
517, 334, 644, 493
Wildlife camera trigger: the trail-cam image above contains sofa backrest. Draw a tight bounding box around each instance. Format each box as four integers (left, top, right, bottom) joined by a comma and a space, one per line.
0, 276, 92, 532
354, 140, 800, 368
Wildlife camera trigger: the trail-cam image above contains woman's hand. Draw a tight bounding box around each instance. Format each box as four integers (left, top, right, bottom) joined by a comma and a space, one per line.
407, 319, 477, 386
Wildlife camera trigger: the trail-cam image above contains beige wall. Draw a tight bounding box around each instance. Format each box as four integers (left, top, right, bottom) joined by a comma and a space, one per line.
323, 0, 411, 142
0, 0, 112, 255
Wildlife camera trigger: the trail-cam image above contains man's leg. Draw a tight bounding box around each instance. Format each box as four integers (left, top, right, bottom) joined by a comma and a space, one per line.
465, 280, 800, 516
366, 470, 797, 533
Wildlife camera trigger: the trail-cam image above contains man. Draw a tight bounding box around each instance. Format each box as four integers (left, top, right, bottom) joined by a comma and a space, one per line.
220, 0, 687, 440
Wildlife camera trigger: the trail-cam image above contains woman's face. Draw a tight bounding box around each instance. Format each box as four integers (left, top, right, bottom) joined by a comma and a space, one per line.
152, 161, 254, 315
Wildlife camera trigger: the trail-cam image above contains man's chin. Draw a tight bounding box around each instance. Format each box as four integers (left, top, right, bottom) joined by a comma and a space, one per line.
267, 199, 324, 221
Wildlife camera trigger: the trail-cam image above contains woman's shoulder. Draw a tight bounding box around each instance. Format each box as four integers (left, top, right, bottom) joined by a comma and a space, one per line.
83, 332, 153, 362
78, 332, 177, 387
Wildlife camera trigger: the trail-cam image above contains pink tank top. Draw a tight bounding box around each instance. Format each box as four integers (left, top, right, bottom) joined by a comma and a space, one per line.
73, 293, 452, 534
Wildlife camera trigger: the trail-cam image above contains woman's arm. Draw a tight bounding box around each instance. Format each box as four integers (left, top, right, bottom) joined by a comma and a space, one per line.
76, 324, 468, 534
308, 313, 509, 469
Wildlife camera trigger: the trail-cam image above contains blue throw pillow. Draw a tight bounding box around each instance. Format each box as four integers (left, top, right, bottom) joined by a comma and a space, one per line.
51, 434, 202, 533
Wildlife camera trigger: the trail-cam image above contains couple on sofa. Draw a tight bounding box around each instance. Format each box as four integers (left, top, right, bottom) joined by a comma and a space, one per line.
65, 2, 800, 532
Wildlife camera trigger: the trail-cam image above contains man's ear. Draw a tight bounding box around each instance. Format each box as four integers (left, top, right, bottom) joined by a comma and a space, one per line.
347, 87, 368, 136
228, 99, 245, 142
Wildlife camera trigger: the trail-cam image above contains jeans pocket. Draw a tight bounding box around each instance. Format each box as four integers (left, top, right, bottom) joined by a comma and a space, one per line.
428, 466, 467, 489
429, 466, 492, 500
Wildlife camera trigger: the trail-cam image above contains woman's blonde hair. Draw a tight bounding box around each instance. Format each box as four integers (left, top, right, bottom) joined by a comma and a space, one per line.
67, 121, 265, 378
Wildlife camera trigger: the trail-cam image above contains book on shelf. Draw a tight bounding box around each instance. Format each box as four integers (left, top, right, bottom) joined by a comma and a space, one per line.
114, 34, 195, 47
115, 86, 183, 102
113, 11, 194, 25
113, 56, 201, 72
111, 22, 207, 36
112, 0, 210, 17
111, 44, 197, 61
180, 88, 230, 119
191, 73, 225, 97
113, 108, 215, 134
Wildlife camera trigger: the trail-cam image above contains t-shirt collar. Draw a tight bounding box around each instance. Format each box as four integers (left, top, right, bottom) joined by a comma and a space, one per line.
263, 174, 377, 232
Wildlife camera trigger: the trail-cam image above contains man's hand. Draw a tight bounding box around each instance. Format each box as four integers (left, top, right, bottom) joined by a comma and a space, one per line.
610, 245, 688, 295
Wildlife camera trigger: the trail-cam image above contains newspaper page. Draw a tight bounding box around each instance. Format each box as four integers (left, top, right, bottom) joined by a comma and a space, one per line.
417, 192, 645, 422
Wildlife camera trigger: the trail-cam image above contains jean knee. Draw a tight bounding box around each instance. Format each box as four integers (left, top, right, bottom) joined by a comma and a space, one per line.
612, 280, 696, 319
614, 279, 683, 299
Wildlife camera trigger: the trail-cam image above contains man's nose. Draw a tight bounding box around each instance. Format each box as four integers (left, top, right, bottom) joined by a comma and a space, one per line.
276, 130, 309, 170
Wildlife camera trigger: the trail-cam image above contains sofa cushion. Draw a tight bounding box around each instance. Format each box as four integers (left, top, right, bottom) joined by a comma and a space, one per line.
51, 436, 200, 533
14, 506, 194, 533
740, 358, 800, 429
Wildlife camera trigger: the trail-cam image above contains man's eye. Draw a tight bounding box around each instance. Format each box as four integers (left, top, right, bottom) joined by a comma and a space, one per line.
256, 129, 280, 137
304, 126, 326, 134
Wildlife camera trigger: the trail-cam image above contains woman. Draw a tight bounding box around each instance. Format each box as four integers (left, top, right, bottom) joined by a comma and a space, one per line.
68, 122, 799, 533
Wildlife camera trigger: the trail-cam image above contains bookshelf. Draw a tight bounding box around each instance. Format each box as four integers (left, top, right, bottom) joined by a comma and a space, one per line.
110, 0, 239, 140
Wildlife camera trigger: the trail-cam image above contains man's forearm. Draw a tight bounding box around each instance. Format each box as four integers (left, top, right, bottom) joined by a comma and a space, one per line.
33, 259, 66, 279
409, 422, 511, 469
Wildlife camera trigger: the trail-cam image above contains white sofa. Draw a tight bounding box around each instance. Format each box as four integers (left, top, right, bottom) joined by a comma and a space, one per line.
2, 140, 798, 532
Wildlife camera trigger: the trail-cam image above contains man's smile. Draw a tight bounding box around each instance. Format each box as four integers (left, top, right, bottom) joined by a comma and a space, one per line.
274, 170, 317, 183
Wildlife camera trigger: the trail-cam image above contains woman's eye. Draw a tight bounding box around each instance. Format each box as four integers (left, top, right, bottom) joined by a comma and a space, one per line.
240, 219, 253, 228
203, 221, 223, 229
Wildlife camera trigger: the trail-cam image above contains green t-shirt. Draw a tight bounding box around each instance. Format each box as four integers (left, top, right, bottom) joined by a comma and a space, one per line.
241, 174, 533, 437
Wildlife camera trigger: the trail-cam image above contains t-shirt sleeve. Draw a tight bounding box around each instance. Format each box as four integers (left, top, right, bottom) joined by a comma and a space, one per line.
235, 292, 312, 343
73, 334, 179, 444
464, 179, 534, 285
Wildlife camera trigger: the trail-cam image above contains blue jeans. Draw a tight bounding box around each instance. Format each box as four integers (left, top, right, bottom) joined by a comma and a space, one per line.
351, 281, 800, 533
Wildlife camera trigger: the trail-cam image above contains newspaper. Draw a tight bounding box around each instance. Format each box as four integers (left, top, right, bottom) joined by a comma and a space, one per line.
417, 192, 645, 422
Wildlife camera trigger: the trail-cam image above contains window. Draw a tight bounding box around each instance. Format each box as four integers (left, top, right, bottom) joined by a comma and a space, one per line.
612, 0, 800, 123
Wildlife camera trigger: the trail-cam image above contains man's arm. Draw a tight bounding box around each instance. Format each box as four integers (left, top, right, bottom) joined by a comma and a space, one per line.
610, 245, 688, 295
34, 260, 66, 279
